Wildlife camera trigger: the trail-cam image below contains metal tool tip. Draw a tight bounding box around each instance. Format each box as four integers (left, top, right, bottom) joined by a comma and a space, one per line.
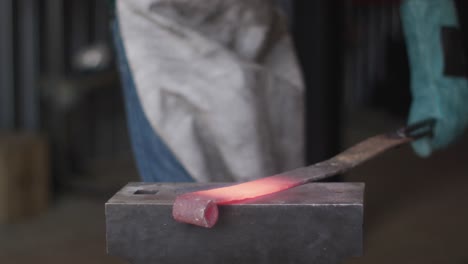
173, 194, 219, 228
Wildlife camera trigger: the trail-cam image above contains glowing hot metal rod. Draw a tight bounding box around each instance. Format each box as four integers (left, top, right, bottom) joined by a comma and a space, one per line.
172, 119, 435, 228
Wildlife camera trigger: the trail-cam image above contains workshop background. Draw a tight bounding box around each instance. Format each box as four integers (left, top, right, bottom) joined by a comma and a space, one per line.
0, 0, 467, 263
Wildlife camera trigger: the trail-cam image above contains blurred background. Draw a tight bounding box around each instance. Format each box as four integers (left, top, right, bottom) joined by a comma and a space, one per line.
0, 0, 467, 263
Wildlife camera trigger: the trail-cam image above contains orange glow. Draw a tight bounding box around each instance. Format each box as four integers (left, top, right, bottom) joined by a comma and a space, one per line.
193, 176, 300, 204
173, 175, 304, 227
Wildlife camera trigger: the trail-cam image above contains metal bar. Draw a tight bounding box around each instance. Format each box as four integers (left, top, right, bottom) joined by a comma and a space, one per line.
93, 0, 109, 43
0, 0, 15, 130
70, 0, 90, 58
18, 0, 40, 131
106, 182, 364, 264
172, 121, 429, 228
45, 0, 64, 75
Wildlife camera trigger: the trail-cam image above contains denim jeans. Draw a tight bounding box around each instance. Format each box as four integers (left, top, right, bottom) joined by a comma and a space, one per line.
112, 20, 194, 182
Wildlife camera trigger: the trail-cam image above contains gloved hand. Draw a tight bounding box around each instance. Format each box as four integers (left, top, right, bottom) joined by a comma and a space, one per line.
401, 0, 468, 157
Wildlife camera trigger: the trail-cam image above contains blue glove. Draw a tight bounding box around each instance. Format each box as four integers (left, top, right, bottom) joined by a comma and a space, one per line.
401, 0, 468, 157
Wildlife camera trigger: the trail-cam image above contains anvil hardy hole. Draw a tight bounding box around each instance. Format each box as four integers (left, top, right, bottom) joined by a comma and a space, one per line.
134, 189, 159, 195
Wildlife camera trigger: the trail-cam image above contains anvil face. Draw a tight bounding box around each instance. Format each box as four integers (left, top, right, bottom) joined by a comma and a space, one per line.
106, 182, 364, 264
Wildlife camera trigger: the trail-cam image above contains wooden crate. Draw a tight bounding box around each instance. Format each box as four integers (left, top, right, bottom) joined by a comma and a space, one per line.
0, 134, 50, 224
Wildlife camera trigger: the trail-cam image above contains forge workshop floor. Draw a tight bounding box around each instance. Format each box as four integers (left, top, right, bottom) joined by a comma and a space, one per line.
1, 110, 468, 264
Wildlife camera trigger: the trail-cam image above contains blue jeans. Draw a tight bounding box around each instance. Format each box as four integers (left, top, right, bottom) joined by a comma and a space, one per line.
112, 20, 194, 182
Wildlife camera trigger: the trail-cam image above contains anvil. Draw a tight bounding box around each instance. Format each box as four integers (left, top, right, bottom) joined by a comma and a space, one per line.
105, 182, 364, 264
